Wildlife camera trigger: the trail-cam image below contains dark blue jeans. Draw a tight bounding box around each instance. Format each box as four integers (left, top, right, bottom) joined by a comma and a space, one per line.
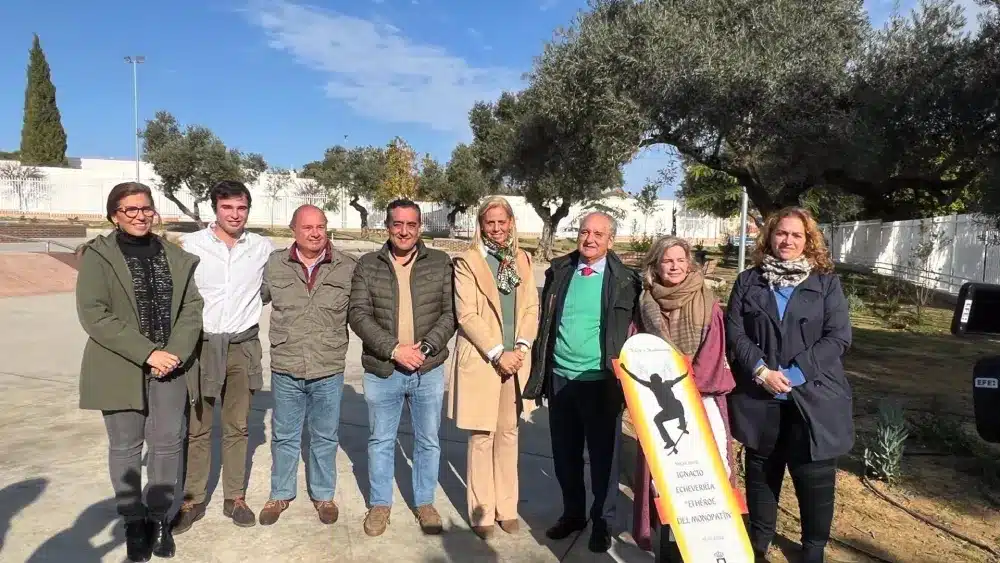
269, 372, 344, 501
363, 365, 445, 508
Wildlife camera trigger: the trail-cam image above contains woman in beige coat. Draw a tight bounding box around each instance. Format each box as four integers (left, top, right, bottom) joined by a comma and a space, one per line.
448, 196, 539, 539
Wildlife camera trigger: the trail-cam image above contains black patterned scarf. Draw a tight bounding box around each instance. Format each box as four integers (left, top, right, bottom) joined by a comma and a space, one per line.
482, 234, 521, 294
760, 254, 812, 287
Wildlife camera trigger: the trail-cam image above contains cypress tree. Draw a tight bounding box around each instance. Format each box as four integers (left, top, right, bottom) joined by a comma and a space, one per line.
19, 34, 68, 166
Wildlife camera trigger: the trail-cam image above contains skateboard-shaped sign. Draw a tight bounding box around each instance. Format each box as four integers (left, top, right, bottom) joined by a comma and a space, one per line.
613, 333, 753, 562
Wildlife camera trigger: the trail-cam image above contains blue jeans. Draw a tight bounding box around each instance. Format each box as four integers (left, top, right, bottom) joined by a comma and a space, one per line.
269, 372, 344, 501
363, 365, 445, 508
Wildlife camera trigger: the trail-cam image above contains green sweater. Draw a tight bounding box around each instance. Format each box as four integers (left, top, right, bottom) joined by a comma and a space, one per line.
485, 252, 517, 350
552, 270, 606, 381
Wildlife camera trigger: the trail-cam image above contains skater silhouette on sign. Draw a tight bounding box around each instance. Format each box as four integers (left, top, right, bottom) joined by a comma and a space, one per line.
621, 363, 689, 455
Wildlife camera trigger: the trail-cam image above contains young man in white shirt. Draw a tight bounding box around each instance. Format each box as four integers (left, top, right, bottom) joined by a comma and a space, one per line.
173, 180, 274, 532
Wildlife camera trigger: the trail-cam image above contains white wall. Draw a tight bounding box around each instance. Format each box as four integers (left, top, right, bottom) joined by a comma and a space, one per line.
823, 213, 999, 295
0, 157, 729, 241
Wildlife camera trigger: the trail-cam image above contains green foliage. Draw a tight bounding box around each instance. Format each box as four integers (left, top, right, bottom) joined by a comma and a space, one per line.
19, 34, 67, 167
380, 137, 418, 207
718, 240, 738, 263
866, 274, 910, 328
141, 111, 266, 224
417, 144, 489, 231
677, 160, 745, 219
300, 145, 387, 229
844, 286, 868, 315
417, 154, 448, 201
634, 181, 660, 215
470, 77, 630, 259
633, 180, 660, 234
863, 399, 909, 485
528, 0, 996, 222
630, 233, 653, 253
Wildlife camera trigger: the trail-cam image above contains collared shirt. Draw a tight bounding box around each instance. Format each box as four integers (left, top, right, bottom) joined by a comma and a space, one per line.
179, 224, 274, 334
577, 255, 607, 276
288, 243, 331, 290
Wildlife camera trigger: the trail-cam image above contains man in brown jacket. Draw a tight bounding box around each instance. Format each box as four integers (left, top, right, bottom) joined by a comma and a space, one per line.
255, 205, 356, 527
348, 199, 456, 537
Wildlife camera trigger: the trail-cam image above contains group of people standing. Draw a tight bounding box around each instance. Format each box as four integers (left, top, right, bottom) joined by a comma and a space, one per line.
76, 179, 852, 563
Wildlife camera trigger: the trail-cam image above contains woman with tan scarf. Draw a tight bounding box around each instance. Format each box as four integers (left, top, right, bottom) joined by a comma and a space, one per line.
629, 236, 736, 561
447, 196, 538, 540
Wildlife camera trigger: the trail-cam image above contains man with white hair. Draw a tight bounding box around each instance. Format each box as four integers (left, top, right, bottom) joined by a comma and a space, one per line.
523, 211, 642, 553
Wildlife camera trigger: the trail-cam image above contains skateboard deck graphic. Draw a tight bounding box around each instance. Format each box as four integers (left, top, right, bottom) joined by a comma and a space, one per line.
614, 333, 753, 562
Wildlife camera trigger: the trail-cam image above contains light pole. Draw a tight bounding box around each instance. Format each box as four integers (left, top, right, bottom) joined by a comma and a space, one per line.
124, 56, 145, 182
737, 186, 749, 272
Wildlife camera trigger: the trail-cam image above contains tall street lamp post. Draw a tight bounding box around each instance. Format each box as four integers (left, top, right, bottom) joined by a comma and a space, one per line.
124, 56, 145, 182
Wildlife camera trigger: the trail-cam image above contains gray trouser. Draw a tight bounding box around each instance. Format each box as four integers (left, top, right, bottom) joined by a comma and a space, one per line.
102, 372, 188, 522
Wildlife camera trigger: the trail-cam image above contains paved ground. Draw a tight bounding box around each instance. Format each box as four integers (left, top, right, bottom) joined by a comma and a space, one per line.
0, 289, 654, 562
0, 238, 88, 254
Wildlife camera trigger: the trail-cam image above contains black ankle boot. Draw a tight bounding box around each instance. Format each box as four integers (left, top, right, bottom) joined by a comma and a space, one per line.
124, 520, 151, 562
149, 517, 176, 558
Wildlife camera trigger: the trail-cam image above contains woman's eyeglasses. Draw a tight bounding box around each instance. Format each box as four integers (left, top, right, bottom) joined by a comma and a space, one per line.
118, 206, 157, 218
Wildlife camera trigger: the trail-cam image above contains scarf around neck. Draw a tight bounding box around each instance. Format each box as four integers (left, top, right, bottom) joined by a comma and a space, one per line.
643, 270, 715, 357
760, 254, 812, 287
482, 234, 521, 294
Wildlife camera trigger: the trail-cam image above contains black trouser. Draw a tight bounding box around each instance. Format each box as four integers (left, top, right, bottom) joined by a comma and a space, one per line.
744, 401, 837, 563
548, 374, 623, 528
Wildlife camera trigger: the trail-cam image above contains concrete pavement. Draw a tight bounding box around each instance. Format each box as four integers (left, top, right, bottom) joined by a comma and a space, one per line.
0, 291, 654, 562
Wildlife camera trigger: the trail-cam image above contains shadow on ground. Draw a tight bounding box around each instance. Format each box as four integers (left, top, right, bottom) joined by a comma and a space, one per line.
0, 478, 48, 555
25, 498, 125, 563
201, 389, 273, 504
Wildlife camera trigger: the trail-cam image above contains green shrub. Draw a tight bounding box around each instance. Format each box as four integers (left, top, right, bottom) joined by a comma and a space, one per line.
630, 234, 653, 253
863, 399, 909, 484
845, 287, 867, 315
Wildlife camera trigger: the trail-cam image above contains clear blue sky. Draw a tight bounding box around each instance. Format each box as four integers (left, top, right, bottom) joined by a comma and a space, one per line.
0, 0, 978, 198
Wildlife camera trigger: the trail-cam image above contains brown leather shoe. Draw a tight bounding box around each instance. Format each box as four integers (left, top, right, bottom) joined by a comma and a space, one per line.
473, 525, 495, 539
414, 504, 442, 535
171, 500, 206, 535
223, 497, 257, 527
497, 519, 519, 534
312, 500, 339, 525
258, 499, 290, 526
364, 505, 391, 537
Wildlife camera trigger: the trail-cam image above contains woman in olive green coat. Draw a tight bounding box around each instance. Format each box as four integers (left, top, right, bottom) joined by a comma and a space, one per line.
76, 182, 203, 562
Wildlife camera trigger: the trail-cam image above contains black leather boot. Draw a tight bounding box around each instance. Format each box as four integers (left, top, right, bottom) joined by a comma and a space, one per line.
149, 517, 175, 558
124, 520, 151, 562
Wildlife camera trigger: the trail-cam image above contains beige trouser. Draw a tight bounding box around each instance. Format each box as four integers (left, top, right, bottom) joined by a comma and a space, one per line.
183, 344, 254, 504
467, 375, 519, 527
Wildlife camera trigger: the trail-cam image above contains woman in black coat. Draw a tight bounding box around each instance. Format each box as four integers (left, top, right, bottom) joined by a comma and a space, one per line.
725, 207, 852, 563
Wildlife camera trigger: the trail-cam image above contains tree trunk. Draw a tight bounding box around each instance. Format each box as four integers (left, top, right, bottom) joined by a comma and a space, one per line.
533, 200, 571, 262
349, 195, 368, 229
164, 192, 205, 228
446, 204, 467, 237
